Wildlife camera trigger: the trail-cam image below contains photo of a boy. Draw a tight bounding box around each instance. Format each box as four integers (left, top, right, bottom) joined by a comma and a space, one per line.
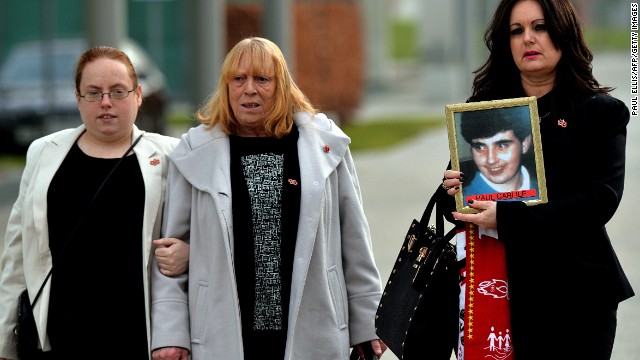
458, 106, 539, 205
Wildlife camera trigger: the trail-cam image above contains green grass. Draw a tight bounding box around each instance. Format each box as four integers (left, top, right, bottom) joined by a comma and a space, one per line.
168, 111, 199, 127
168, 110, 445, 153
389, 19, 419, 60
0, 155, 26, 170
585, 27, 628, 52
342, 117, 444, 152
0, 117, 443, 166
0, 118, 443, 169
386, 21, 628, 58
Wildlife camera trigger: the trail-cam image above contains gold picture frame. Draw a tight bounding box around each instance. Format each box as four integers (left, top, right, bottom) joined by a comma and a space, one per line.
445, 96, 548, 213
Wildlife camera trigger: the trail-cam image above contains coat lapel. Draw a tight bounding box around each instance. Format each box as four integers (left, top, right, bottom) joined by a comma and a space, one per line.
31, 126, 85, 252
132, 130, 166, 268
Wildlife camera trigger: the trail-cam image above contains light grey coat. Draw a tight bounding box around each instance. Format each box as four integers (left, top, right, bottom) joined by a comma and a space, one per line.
151, 112, 382, 359
0, 125, 178, 359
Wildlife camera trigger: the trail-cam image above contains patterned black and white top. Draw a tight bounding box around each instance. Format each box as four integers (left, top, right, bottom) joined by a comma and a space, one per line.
230, 126, 301, 358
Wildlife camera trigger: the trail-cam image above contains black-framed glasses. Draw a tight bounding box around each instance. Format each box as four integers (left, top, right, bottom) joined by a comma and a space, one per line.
79, 87, 136, 102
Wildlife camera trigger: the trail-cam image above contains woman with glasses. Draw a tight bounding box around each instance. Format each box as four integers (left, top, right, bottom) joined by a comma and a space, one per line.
0, 46, 189, 359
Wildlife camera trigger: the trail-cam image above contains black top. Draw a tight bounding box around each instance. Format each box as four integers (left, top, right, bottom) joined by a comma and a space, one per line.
46, 142, 147, 359
230, 127, 301, 359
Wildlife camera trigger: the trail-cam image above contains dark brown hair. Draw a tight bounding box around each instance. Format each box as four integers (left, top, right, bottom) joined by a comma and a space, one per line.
471, 0, 611, 100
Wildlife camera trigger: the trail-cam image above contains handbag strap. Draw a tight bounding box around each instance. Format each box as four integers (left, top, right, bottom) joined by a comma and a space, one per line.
419, 187, 441, 235
28, 133, 144, 308
419, 187, 456, 241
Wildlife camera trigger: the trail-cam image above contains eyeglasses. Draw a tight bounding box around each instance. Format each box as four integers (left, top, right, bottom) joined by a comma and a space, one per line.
79, 87, 136, 102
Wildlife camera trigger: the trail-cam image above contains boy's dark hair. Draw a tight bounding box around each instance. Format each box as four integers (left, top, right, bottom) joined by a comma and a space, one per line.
459, 106, 531, 144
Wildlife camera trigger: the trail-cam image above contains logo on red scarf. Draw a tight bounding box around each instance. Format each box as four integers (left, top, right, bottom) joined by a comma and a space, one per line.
463, 224, 514, 360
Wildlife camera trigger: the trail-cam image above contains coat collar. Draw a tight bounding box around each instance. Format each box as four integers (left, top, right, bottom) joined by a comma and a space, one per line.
170, 112, 352, 193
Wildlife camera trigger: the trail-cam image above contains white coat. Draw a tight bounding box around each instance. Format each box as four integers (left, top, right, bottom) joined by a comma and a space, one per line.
0, 125, 178, 359
151, 112, 382, 359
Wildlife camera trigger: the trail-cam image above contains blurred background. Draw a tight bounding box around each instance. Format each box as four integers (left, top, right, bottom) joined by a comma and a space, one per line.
0, 1, 637, 359
0, 0, 631, 153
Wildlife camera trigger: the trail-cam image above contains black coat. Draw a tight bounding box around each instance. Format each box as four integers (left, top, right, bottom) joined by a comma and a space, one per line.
441, 88, 634, 359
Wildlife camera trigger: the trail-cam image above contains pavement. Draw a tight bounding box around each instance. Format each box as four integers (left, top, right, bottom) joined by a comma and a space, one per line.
0, 52, 638, 360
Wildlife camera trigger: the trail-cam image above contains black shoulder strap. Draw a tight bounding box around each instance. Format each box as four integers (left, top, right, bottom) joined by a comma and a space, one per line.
419, 187, 443, 235
419, 186, 457, 241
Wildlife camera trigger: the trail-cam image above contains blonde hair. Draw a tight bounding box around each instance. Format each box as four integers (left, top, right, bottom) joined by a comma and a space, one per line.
196, 37, 316, 138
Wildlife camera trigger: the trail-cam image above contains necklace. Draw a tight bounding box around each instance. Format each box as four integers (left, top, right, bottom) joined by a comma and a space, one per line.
538, 111, 550, 123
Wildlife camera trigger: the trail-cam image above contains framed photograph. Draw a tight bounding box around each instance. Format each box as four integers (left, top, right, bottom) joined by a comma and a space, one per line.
445, 96, 547, 213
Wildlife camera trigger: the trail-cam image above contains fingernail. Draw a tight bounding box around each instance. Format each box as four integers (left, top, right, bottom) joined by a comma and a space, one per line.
460, 173, 466, 182
455, 186, 459, 190
468, 199, 474, 204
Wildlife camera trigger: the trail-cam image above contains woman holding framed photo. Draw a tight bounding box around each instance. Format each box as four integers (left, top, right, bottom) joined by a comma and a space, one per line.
438, 1, 634, 359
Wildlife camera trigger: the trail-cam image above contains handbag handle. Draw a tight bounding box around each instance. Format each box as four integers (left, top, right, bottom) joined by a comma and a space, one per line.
419, 187, 448, 238
27, 133, 144, 308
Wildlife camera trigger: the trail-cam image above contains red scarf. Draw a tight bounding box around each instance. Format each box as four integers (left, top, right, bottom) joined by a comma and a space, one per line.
459, 223, 514, 360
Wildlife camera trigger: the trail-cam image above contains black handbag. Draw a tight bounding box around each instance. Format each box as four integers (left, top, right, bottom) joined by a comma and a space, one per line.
375, 187, 460, 360
12, 134, 143, 358
15, 289, 44, 359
